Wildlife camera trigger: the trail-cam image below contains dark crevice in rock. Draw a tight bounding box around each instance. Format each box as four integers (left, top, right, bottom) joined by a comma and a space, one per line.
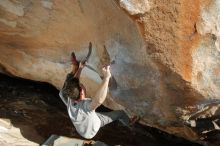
0, 73, 202, 146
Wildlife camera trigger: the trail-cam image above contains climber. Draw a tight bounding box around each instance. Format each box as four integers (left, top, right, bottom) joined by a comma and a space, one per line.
59, 47, 139, 139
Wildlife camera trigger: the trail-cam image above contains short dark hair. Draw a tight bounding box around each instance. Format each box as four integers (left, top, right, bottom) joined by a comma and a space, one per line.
62, 73, 80, 100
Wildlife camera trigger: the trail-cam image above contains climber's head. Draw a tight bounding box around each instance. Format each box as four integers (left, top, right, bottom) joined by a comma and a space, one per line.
62, 75, 80, 100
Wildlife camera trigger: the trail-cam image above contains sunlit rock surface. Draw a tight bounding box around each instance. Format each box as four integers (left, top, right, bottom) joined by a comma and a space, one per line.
0, 119, 39, 146
0, 0, 220, 145
193, 0, 220, 98
119, 0, 150, 15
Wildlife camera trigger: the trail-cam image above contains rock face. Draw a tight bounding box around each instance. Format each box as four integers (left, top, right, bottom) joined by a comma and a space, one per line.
0, 119, 40, 146
119, 0, 150, 15
193, 0, 220, 98
0, 0, 220, 145
0, 119, 38, 146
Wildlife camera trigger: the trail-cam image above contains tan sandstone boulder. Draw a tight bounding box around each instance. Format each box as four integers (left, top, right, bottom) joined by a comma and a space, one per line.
0, 0, 220, 145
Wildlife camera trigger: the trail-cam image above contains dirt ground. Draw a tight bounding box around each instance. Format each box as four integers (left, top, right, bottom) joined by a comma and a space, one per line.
0, 73, 202, 146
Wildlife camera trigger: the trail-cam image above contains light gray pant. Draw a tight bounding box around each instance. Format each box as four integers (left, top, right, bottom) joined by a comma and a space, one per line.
96, 110, 130, 127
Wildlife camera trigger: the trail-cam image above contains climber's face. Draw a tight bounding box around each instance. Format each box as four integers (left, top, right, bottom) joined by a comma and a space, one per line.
80, 84, 86, 99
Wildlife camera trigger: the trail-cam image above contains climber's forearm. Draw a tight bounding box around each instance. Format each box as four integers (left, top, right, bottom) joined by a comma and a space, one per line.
90, 77, 110, 110
95, 77, 110, 103
73, 61, 86, 78
74, 67, 83, 78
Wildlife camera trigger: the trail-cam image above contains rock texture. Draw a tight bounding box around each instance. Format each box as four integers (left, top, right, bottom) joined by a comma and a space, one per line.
0, 119, 39, 146
193, 0, 220, 98
119, 0, 150, 15
0, 0, 220, 145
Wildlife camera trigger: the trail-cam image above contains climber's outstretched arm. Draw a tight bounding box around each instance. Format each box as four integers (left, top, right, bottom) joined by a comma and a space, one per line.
90, 66, 111, 110
74, 61, 85, 78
